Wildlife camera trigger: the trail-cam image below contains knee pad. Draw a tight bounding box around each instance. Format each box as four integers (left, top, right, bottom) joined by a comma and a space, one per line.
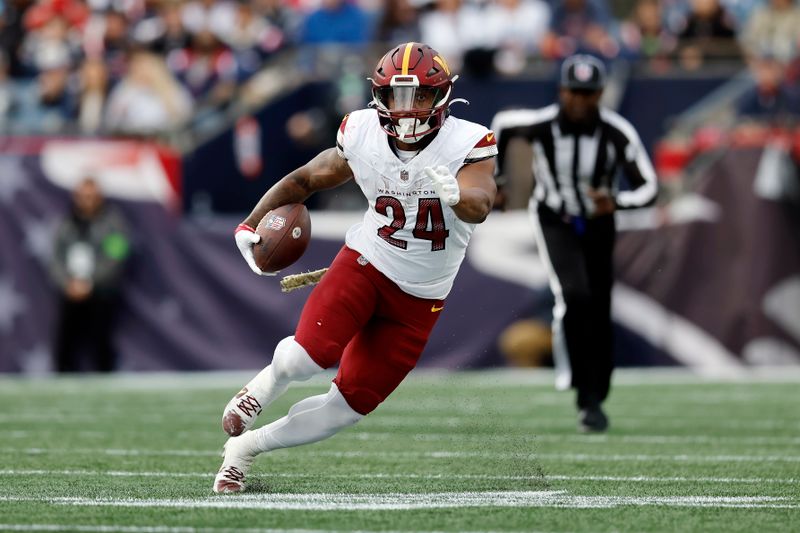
271, 336, 323, 384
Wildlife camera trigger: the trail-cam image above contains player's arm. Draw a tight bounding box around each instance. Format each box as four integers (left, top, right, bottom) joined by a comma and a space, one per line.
241, 148, 353, 228
424, 158, 496, 224
452, 158, 497, 223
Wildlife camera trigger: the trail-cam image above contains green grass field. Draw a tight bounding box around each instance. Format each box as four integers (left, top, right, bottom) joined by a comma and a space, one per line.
0, 369, 798, 532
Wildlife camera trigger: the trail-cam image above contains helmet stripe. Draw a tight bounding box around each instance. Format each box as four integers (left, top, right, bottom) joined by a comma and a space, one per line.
401, 42, 415, 75
433, 56, 450, 76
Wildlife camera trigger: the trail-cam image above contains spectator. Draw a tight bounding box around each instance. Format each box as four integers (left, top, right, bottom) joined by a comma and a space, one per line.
49, 177, 131, 373
619, 0, 678, 65
300, 0, 371, 46
418, 0, 550, 77
0, 0, 34, 78
297, 0, 371, 76
675, 0, 739, 70
252, 0, 300, 42
168, 29, 238, 107
418, 0, 466, 72
448, 0, 500, 78
181, 0, 238, 40
97, 9, 131, 81
219, 0, 285, 80
11, 40, 75, 133
737, 53, 800, 121
487, 0, 551, 74
75, 56, 110, 134
720, 0, 763, 30
133, 0, 192, 55
105, 49, 193, 135
19, 13, 81, 77
740, 0, 800, 62
375, 0, 421, 45
541, 0, 619, 59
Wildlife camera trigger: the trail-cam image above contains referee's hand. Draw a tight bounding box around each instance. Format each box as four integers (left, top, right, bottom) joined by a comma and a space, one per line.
587, 188, 615, 217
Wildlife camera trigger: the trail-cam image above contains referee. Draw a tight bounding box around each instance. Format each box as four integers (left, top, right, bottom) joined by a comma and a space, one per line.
491, 55, 658, 432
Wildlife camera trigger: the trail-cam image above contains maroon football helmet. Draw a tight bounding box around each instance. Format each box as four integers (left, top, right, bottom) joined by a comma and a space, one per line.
370, 43, 456, 143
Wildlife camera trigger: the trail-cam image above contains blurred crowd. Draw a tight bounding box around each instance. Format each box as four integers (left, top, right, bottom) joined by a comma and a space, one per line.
2, 0, 800, 135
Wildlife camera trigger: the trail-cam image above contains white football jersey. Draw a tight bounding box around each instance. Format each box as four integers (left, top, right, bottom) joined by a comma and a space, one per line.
336, 109, 498, 299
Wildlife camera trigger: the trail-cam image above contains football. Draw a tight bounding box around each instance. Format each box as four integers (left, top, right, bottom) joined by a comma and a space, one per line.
254, 203, 311, 273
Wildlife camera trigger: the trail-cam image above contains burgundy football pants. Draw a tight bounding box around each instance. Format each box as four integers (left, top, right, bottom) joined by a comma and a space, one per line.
295, 246, 444, 415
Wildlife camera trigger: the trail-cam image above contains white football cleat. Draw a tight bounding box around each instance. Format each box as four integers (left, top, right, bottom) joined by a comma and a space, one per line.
213, 435, 255, 494
222, 387, 263, 437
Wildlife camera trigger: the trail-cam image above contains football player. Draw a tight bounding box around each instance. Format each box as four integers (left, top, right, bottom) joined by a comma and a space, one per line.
214, 42, 498, 493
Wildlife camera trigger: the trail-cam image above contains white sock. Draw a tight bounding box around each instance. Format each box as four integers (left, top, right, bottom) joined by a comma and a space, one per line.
245, 383, 363, 454
244, 336, 323, 409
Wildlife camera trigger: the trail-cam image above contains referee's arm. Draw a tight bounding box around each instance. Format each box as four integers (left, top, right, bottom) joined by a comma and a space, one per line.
603, 110, 659, 209
490, 109, 540, 179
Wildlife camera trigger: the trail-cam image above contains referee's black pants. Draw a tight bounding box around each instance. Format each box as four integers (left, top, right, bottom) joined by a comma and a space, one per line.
534, 203, 616, 409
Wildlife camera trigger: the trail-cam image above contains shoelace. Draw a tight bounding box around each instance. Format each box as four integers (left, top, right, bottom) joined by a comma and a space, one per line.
221, 466, 246, 483
236, 395, 262, 417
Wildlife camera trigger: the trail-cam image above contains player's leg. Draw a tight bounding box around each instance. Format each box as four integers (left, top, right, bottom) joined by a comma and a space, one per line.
246, 281, 440, 449
221, 247, 378, 436
221, 336, 322, 436
214, 268, 440, 493
214, 381, 363, 493
329, 256, 444, 416
214, 317, 436, 494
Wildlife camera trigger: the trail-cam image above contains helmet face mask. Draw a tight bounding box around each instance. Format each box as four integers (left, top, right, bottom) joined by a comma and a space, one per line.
370, 43, 454, 143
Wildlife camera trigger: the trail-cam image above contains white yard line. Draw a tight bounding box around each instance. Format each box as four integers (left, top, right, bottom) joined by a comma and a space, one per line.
0, 469, 798, 485
3, 447, 800, 463
0, 492, 795, 510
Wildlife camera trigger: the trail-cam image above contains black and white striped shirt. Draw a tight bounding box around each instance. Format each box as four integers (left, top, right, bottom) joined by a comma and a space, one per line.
491, 104, 658, 217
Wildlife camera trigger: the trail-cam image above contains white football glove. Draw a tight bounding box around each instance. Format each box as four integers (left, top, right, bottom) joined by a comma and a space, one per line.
234, 223, 275, 276
424, 165, 460, 206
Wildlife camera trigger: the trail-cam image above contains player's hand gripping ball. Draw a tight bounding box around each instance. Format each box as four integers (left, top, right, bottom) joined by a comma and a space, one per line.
253, 203, 311, 273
